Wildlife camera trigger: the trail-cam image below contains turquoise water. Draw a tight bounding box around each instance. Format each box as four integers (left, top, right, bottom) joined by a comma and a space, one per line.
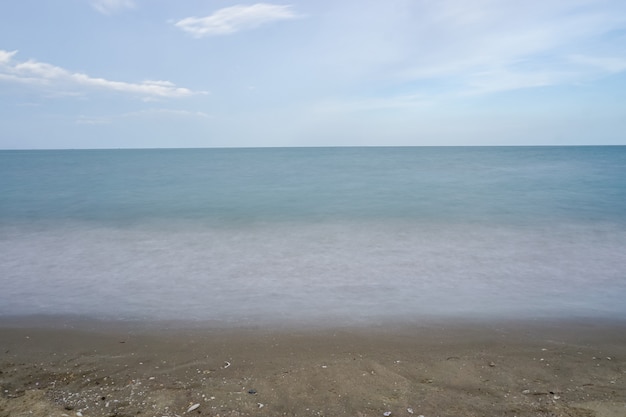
1, 147, 625, 324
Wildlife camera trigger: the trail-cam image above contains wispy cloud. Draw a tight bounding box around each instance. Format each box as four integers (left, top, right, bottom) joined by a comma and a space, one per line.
404, 1, 626, 95
91, 0, 135, 15
76, 109, 211, 125
122, 109, 212, 119
175, 3, 300, 37
0, 50, 207, 98
310, 94, 432, 114
462, 67, 568, 96
76, 115, 111, 125
568, 54, 626, 73
306, 0, 626, 102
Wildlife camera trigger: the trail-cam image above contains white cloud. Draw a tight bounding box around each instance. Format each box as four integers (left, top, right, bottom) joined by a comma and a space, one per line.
0, 50, 207, 98
91, 0, 135, 15
0, 49, 17, 64
175, 3, 300, 37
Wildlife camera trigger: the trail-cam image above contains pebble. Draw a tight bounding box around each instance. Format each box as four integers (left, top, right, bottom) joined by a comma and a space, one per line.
187, 403, 200, 412
407, 408, 414, 414
248, 389, 257, 395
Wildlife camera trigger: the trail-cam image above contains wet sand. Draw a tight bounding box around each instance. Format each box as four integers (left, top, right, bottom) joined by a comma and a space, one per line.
1, 317, 625, 417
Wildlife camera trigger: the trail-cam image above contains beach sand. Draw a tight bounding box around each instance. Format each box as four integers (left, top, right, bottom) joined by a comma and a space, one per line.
1, 317, 625, 417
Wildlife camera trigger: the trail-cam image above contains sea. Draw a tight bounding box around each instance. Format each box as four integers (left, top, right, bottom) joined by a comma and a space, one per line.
1, 146, 625, 326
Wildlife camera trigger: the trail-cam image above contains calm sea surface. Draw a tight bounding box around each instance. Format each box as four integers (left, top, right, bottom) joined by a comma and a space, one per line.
1, 147, 625, 325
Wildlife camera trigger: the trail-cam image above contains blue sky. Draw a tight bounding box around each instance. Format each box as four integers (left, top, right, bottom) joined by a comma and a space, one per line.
1, 0, 625, 148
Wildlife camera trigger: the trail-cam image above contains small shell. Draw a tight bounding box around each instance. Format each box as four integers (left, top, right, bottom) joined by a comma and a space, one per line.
187, 403, 200, 412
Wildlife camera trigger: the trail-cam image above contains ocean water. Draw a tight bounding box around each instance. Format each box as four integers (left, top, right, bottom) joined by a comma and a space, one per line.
1, 146, 625, 325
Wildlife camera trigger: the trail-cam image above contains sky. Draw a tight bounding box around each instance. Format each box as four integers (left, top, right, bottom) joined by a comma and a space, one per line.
1, 0, 626, 148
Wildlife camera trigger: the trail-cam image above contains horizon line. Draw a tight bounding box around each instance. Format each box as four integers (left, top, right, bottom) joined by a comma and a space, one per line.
2, 144, 625, 151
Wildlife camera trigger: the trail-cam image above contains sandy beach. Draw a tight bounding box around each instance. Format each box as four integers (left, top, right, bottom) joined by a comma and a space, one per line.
1, 317, 625, 417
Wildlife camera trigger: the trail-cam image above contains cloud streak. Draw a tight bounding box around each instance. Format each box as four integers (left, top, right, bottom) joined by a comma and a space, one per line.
91, 0, 135, 15
0, 50, 207, 98
175, 3, 300, 37
76, 109, 211, 125
301, 0, 626, 107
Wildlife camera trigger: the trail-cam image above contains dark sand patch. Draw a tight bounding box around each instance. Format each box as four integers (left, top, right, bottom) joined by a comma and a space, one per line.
1, 317, 625, 417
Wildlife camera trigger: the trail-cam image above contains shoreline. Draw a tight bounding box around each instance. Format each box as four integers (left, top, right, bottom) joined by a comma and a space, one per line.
1, 316, 625, 417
